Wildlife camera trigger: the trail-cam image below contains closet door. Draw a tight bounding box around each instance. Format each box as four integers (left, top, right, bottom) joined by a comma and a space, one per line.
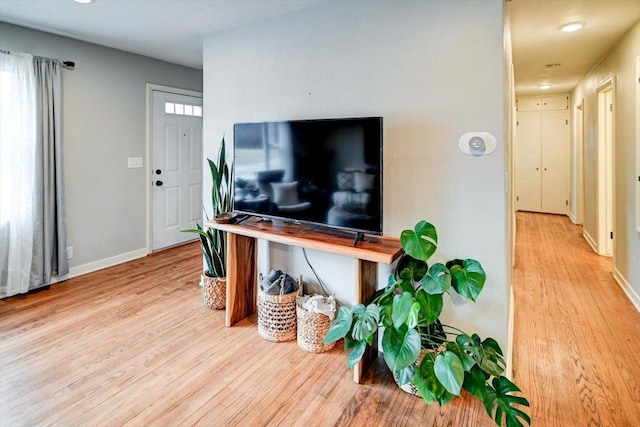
541, 110, 569, 214
516, 111, 542, 212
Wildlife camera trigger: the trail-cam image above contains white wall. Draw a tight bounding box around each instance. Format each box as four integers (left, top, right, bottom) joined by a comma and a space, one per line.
572, 22, 640, 307
204, 1, 510, 347
1, 22, 203, 274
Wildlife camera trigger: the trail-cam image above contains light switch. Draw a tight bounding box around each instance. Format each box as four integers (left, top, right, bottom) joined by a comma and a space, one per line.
127, 157, 143, 168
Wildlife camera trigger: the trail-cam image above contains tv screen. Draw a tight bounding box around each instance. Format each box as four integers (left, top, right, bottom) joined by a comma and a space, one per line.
233, 117, 383, 235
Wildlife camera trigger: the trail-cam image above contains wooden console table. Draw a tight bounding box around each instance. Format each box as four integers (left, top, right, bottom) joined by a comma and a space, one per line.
205, 218, 402, 383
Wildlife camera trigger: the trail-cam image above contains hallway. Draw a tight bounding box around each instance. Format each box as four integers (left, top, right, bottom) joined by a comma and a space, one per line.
513, 212, 640, 426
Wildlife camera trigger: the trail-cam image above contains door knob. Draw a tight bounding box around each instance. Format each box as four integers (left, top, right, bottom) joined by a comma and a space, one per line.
156, 169, 162, 175
155, 180, 163, 186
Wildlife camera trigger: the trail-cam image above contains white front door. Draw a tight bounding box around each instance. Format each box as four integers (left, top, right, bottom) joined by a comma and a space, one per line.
152, 91, 203, 251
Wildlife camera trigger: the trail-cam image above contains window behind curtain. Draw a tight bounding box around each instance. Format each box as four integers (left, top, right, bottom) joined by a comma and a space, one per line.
0, 52, 37, 295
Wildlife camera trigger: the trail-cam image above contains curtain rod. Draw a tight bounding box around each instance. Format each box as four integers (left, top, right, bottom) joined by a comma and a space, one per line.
0, 49, 75, 69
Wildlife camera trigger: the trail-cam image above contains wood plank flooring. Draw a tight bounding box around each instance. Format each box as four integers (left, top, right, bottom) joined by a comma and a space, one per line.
1, 212, 638, 426
512, 212, 640, 427
0, 244, 490, 426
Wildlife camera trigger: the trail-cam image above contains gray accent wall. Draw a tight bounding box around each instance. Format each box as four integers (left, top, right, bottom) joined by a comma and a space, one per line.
1, 22, 203, 270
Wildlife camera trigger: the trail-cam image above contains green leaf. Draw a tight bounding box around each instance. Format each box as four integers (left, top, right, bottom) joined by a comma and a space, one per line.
351, 303, 366, 318
445, 342, 475, 371
381, 325, 421, 372
373, 279, 396, 305
352, 304, 380, 341
450, 259, 486, 302
415, 289, 443, 324
478, 350, 505, 378
323, 306, 352, 344
396, 253, 428, 282
400, 221, 438, 263
392, 292, 413, 329
456, 333, 481, 360
421, 263, 451, 295
347, 340, 367, 370
486, 376, 531, 427
482, 337, 504, 356
463, 365, 488, 401
395, 365, 415, 387
434, 351, 465, 396
457, 333, 505, 377
407, 302, 420, 329
437, 390, 456, 406
397, 278, 415, 295
413, 352, 444, 404
344, 334, 357, 351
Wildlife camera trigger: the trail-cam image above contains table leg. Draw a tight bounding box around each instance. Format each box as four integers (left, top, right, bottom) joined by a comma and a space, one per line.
226, 233, 257, 327
353, 259, 378, 384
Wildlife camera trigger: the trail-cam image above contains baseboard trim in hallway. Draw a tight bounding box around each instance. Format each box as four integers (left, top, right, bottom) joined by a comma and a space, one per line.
614, 267, 640, 312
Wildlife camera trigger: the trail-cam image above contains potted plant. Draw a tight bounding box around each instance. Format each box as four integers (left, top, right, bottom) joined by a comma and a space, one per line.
323, 220, 530, 427
183, 137, 233, 309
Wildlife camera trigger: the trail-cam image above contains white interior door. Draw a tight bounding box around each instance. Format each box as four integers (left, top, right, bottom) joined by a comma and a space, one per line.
516, 111, 542, 212
152, 91, 203, 251
541, 110, 569, 214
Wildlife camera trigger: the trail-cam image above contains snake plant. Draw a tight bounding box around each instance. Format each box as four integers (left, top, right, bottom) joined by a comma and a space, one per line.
183, 137, 233, 278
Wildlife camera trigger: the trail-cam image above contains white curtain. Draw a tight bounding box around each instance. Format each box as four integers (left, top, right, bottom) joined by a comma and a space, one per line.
0, 51, 37, 297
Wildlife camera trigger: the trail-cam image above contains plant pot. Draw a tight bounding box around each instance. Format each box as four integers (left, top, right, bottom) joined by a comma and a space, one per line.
201, 274, 226, 310
393, 349, 429, 396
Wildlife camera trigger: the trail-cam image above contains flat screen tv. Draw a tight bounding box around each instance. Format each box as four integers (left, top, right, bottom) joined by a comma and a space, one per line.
233, 117, 383, 237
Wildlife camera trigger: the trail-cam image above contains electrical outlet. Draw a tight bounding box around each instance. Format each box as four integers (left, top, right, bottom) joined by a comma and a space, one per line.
66, 246, 73, 260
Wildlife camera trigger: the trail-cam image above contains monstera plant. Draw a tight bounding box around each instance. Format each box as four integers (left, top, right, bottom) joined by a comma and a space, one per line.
323, 221, 530, 427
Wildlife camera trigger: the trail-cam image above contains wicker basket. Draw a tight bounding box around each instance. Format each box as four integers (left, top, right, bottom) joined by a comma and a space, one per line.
202, 274, 226, 310
257, 276, 302, 342
296, 303, 335, 353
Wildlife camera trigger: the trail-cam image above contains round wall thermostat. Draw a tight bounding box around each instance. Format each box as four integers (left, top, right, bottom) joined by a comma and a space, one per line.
458, 132, 497, 156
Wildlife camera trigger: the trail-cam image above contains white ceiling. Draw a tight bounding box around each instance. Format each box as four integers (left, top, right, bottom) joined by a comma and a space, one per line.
1, 0, 639, 96
0, 0, 325, 70
511, 0, 640, 96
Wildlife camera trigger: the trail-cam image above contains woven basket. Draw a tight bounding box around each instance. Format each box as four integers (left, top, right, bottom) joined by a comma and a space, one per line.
257, 276, 302, 342
202, 274, 226, 310
296, 303, 335, 353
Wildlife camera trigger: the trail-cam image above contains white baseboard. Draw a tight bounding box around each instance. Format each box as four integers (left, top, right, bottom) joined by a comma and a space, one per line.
583, 229, 598, 253
52, 248, 148, 283
568, 212, 577, 224
506, 287, 514, 379
613, 268, 640, 313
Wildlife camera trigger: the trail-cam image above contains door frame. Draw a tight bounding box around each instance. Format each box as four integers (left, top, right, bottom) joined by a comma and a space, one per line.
596, 77, 615, 257
573, 100, 584, 224
636, 55, 640, 233
145, 84, 203, 254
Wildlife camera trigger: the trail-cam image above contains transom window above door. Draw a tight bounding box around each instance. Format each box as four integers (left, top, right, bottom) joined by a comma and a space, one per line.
164, 101, 202, 117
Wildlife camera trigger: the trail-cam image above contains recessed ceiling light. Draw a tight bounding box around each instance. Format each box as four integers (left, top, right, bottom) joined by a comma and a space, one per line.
539, 85, 551, 90
73, 0, 94, 3
561, 22, 583, 32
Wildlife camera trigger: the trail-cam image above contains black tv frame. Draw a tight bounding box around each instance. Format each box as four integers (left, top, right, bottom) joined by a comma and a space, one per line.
232, 116, 383, 243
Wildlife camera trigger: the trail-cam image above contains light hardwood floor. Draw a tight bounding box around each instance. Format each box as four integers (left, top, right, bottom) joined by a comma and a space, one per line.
1, 213, 638, 426
512, 212, 640, 427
